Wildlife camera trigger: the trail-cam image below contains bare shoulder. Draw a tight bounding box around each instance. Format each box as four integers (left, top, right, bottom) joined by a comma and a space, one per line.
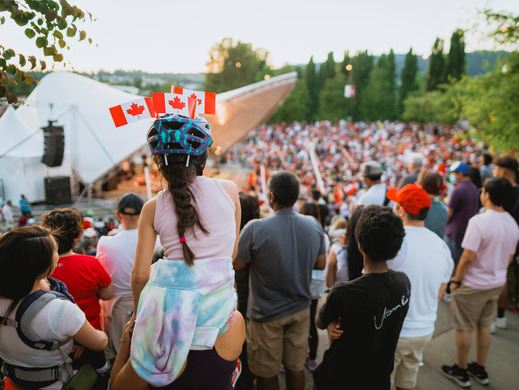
140, 197, 157, 222
214, 179, 239, 198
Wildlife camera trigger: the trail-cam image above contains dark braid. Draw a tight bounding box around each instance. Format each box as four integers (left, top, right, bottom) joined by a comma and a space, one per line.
155, 154, 208, 266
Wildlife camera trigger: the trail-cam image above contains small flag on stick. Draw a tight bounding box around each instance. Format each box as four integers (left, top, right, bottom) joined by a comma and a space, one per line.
109, 97, 155, 128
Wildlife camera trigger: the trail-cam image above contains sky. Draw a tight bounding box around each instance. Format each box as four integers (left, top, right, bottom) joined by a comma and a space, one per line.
2, 0, 518, 74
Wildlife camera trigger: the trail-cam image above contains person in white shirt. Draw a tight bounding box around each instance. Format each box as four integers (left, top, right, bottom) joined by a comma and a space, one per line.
0, 226, 107, 389
97, 193, 143, 356
357, 161, 392, 207
1, 200, 14, 226
387, 184, 453, 390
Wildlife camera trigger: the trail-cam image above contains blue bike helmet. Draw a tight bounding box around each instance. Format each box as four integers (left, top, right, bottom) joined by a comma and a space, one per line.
147, 114, 213, 156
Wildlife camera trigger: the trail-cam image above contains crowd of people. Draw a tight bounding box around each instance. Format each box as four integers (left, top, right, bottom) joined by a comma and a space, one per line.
0, 115, 518, 390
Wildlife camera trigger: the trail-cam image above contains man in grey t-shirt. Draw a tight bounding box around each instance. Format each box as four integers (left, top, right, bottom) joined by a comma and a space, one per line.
235, 171, 326, 390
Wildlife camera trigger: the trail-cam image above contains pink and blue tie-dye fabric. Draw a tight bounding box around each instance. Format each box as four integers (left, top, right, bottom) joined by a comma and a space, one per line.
130, 257, 236, 386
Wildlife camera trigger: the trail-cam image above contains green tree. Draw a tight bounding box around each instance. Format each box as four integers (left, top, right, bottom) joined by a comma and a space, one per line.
340, 50, 352, 77
0, 0, 93, 103
318, 51, 336, 88
426, 38, 446, 91
269, 70, 310, 123
445, 29, 465, 81
361, 54, 394, 120
386, 49, 397, 119
402, 84, 463, 124
305, 56, 319, 121
461, 53, 519, 151
350, 51, 374, 120
398, 48, 419, 115
319, 73, 349, 120
484, 9, 519, 46
205, 38, 270, 93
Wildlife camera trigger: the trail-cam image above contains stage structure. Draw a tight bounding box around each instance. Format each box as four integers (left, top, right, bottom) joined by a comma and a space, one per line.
2, 71, 296, 202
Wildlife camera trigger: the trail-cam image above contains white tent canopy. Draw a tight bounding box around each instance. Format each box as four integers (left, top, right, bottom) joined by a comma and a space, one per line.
0, 106, 47, 202
17, 72, 154, 185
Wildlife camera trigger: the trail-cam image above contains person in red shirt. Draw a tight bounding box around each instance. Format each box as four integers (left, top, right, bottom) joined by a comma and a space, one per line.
42, 207, 113, 382
42, 208, 113, 329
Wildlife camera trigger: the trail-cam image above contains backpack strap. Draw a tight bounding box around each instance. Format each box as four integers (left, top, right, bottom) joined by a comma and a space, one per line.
14, 290, 70, 351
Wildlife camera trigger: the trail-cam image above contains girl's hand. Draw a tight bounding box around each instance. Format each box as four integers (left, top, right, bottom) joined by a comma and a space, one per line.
121, 314, 135, 344
327, 321, 343, 341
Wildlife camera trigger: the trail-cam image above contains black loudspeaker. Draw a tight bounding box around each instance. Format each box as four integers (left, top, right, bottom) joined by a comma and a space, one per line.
41, 121, 65, 167
44, 176, 72, 205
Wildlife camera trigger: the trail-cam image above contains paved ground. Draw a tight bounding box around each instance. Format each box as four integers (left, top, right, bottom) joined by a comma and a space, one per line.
278, 301, 519, 390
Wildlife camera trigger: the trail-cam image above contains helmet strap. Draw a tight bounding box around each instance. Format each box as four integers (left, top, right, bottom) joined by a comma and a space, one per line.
164, 154, 168, 166
186, 154, 191, 168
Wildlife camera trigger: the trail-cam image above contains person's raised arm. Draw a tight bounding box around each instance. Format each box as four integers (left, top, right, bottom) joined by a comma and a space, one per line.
219, 179, 241, 260
131, 199, 157, 313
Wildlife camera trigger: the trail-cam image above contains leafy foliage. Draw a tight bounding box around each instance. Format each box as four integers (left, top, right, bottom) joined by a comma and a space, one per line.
349, 50, 374, 120
461, 53, 519, 151
362, 54, 397, 121
205, 38, 270, 93
398, 48, 418, 115
426, 38, 446, 91
269, 71, 309, 123
318, 73, 349, 121
402, 83, 463, 125
445, 29, 465, 81
484, 9, 519, 46
0, 0, 94, 102
305, 56, 319, 121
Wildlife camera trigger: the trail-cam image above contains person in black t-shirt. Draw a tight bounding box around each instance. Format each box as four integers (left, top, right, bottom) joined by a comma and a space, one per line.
314, 205, 411, 390
493, 156, 519, 330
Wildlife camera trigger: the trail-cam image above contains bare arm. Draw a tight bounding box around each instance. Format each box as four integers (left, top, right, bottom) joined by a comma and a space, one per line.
219, 179, 241, 260
110, 322, 149, 390
447, 207, 454, 221
98, 285, 114, 301
314, 254, 326, 270
233, 259, 248, 271
131, 199, 157, 313
73, 320, 108, 352
316, 316, 326, 330
453, 249, 476, 282
438, 283, 448, 300
325, 251, 337, 288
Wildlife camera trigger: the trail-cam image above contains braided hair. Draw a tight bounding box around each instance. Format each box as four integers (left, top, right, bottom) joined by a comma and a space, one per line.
152, 152, 208, 266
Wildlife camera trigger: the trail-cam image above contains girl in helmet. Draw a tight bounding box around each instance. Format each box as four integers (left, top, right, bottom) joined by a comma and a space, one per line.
110, 115, 244, 390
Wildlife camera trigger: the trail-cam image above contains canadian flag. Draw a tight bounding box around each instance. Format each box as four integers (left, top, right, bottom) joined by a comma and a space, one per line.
152, 88, 216, 118
152, 92, 190, 117
172, 86, 216, 118
109, 97, 155, 128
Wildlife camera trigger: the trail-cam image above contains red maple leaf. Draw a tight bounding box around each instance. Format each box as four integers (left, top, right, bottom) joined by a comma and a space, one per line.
126, 102, 146, 116
197, 98, 202, 105
168, 96, 186, 110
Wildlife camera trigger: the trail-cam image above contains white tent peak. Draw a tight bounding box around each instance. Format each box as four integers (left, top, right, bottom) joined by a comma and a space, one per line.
0, 105, 42, 158
17, 71, 153, 184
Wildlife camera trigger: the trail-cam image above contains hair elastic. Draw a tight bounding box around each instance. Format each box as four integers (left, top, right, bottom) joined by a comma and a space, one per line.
179, 236, 187, 244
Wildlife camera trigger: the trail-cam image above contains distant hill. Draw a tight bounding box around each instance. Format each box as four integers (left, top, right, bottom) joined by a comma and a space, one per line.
394, 50, 509, 77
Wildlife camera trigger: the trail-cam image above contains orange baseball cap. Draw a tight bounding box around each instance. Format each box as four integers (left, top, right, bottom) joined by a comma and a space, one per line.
386, 184, 431, 215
